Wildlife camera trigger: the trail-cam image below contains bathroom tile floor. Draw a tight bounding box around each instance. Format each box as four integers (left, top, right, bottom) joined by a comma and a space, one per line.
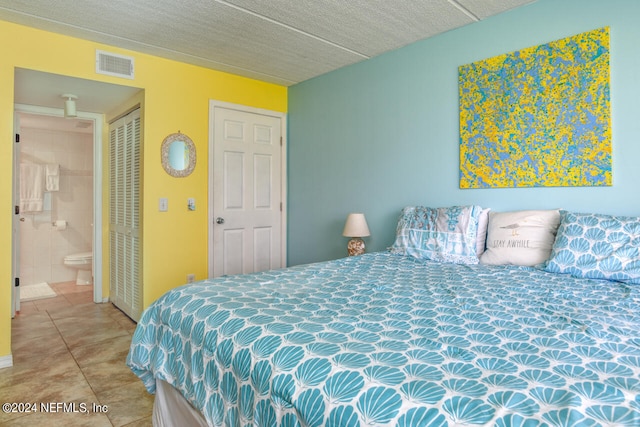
1, 282, 154, 426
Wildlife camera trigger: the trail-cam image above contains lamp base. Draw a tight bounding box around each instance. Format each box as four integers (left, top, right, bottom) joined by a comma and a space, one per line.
347, 237, 365, 256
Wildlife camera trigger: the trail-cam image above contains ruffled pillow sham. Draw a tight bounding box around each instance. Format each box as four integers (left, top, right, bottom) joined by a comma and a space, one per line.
390, 205, 483, 264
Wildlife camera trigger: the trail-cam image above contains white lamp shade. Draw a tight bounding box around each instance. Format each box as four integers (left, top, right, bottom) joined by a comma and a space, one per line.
342, 213, 370, 237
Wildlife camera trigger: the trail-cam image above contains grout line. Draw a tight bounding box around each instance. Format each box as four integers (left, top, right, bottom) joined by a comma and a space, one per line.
9, 285, 149, 425
45, 289, 120, 426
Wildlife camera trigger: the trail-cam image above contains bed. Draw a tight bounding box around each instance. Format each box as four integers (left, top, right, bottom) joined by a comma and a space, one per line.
127, 206, 640, 426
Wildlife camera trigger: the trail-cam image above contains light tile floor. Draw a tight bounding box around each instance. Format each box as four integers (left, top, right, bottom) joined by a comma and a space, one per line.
0, 282, 154, 426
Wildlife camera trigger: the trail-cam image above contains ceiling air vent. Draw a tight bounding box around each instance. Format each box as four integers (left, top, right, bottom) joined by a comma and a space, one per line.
96, 50, 134, 79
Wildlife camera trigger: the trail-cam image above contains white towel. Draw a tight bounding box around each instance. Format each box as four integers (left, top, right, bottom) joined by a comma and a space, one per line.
45, 163, 60, 192
20, 163, 45, 212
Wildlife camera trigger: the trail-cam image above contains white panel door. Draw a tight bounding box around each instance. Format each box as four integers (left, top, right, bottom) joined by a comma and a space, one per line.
212, 106, 283, 277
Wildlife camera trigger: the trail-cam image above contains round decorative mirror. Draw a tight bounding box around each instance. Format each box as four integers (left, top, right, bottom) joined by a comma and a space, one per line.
161, 132, 196, 177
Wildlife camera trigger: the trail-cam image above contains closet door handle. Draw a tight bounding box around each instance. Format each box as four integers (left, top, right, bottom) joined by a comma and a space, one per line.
216, 217, 225, 224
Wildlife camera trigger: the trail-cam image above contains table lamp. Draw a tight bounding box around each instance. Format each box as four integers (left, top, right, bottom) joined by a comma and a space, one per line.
342, 213, 370, 256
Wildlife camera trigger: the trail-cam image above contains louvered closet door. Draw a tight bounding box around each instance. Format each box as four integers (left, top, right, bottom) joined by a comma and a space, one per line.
109, 109, 142, 321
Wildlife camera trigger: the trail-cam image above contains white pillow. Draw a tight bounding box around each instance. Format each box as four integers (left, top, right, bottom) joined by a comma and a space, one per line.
476, 208, 491, 257
480, 209, 561, 266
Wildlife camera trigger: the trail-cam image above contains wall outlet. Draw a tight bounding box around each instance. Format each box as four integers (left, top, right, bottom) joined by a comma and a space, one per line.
186, 274, 195, 283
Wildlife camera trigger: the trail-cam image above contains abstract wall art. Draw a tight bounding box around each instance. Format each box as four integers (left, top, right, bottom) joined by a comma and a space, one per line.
459, 27, 610, 189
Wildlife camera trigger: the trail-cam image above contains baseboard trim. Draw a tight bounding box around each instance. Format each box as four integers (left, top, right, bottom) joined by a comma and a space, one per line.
0, 354, 13, 369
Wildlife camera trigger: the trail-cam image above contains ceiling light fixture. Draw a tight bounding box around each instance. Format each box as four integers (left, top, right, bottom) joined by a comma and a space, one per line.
62, 94, 78, 118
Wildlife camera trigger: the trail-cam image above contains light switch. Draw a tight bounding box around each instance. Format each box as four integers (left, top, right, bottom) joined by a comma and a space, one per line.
188, 198, 196, 211
159, 198, 168, 212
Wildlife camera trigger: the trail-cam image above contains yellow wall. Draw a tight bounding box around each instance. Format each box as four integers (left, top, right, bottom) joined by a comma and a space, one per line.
0, 20, 287, 360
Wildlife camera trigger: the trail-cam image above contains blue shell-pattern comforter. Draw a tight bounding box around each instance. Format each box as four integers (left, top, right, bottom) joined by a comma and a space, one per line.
127, 252, 640, 426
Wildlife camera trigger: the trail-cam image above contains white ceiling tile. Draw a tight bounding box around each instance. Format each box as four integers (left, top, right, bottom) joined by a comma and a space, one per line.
0, 0, 537, 89
455, 0, 537, 20
225, 0, 476, 57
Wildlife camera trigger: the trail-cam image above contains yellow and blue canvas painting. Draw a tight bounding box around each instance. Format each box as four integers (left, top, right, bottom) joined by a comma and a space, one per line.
459, 27, 610, 188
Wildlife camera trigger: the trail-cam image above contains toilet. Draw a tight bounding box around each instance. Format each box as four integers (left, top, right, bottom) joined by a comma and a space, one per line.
64, 252, 93, 285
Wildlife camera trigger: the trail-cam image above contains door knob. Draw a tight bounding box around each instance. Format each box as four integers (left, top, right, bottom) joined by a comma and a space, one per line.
216, 217, 225, 224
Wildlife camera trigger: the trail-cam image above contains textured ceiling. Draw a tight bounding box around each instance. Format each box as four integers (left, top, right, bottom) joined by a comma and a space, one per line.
0, 0, 536, 87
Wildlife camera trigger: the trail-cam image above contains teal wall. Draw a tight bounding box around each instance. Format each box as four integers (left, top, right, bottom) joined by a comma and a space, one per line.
287, 0, 640, 266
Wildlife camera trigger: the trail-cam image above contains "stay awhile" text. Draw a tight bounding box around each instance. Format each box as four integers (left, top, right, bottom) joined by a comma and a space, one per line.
492, 240, 531, 248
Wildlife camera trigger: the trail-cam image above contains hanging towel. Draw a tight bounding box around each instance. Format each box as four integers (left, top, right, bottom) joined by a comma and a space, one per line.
20, 163, 45, 212
45, 163, 60, 191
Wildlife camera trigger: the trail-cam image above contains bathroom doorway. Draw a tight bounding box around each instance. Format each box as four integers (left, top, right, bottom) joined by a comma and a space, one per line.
13, 106, 103, 311
11, 68, 142, 316
15, 111, 97, 309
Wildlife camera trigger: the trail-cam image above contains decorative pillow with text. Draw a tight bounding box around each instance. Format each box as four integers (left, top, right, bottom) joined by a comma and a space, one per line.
480, 209, 561, 267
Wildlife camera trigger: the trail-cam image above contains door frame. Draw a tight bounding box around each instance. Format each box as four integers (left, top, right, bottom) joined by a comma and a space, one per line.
12, 111, 20, 317
13, 104, 104, 304
207, 100, 287, 278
